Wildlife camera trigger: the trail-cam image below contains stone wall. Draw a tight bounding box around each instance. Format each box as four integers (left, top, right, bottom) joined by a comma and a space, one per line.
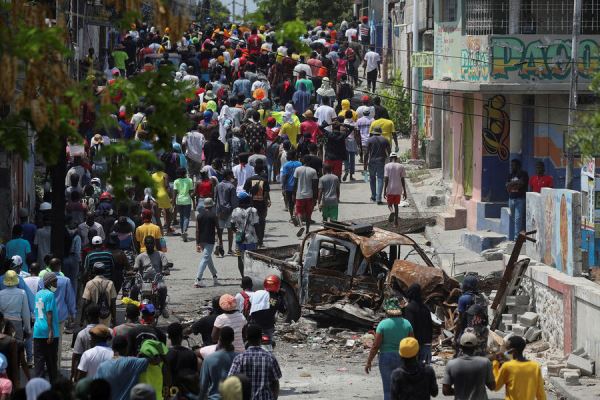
521, 275, 564, 351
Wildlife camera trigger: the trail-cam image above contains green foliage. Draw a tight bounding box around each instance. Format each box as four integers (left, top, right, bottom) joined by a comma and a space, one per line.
254, 0, 298, 24
295, 0, 354, 24
570, 73, 600, 158
377, 71, 411, 136
275, 20, 310, 53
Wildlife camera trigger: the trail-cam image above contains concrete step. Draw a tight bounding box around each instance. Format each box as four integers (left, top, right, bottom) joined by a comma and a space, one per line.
436, 207, 467, 230
461, 230, 507, 253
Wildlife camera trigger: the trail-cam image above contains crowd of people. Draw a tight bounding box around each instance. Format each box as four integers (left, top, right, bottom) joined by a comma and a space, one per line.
0, 12, 548, 400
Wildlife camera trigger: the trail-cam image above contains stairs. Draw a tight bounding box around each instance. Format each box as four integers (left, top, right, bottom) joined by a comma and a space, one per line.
436, 207, 467, 230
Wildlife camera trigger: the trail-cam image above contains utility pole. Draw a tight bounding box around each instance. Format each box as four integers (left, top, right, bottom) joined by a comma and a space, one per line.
411, 0, 420, 159
382, 0, 389, 83
243, 0, 247, 22
231, 0, 235, 23
566, 0, 582, 189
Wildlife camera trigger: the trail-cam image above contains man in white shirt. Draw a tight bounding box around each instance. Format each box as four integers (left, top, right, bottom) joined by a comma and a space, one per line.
76, 324, 114, 380
293, 56, 313, 78
345, 26, 358, 43
356, 95, 376, 119
182, 128, 205, 180
315, 99, 337, 133
363, 46, 381, 92
233, 153, 255, 194
356, 110, 374, 164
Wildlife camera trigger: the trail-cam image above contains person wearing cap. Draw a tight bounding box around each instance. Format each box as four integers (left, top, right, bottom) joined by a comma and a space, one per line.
365, 126, 391, 204
6, 225, 32, 273
365, 298, 413, 400
384, 152, 407, 227
493, 335, 546, 400
81, 261, 117, 327
83, 235, 115, 283
131, 236, 169, 317
195, 198, 220, 288
300, 109, 320, 146
76, 324, 113, 380
356, 95, 375, 119
356, 108, 374, 164
0, 270, 31, 342
124, 303, 167, 357
33, 272, 59, 382
231, 191, 260, 277
212, 294, 247, 353
390, 337, 438, 399
78, 213, 106, 247
442, 331, 494, 399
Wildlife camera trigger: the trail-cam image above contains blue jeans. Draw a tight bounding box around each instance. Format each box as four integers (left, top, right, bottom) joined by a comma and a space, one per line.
344, 151, 356, 174
196, 242, 217, 281
508, 197, 526, 241
177, 204, 191, 233
418, 344, 432, 365
368, 160, 385, 202
379, 352, 402, 400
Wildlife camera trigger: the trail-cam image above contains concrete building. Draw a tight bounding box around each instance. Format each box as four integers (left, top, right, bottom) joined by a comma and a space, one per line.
425, 0, 600, 235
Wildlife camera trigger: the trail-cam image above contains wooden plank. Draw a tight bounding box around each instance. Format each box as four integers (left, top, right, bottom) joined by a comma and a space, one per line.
490, 258, 530, 330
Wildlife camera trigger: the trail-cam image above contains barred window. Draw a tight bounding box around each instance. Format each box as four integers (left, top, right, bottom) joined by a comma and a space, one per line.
463, 0, 509, 35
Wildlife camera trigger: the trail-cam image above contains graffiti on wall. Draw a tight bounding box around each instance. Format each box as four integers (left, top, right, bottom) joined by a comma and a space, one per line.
460, 36, 490, 81
525, 189, 582, 276
491, 36, 600, 81
482, 95, 510, 160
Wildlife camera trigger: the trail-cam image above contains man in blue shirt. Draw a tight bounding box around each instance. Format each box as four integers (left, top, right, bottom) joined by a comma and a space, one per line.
280, 150, 302, 226
6, 225, 32, 273
38, 258, 76, 357
199, 326, 239, 399
18, 207, 37, 248
33, 272, 60, 382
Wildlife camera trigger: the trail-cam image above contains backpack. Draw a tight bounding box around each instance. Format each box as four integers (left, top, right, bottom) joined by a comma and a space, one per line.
94, 280, 111, 319
240, 291, 251, 318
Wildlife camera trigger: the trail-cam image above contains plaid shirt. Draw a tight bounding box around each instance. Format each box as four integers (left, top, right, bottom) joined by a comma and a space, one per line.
228, 346, 282, 400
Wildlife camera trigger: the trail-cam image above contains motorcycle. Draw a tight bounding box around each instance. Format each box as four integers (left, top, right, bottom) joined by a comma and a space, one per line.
137, 269, 169, 319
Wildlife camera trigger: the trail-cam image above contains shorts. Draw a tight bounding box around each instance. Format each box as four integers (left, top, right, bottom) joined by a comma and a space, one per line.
295, 198, 314, 219
324, 159, 343, 178
322, 204, 338, 221
218, 213, 232, 229
387, 194, 401, 205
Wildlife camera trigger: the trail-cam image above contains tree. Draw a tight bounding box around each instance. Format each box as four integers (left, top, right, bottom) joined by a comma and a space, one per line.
570, 73, 600, 160
0, 0, 193, 256
378, 71, 412, 137
296, 0, 354, 24
254, 0, 298, 24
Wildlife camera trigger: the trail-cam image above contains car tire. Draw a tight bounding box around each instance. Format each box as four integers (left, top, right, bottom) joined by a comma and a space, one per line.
281, 282, 301, 323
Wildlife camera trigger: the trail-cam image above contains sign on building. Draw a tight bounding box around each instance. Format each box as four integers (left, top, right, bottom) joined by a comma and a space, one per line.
411, 51, 433, 68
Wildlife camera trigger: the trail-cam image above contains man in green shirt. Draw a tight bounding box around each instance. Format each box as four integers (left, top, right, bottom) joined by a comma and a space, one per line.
172, 167, 194, 242
111, 44, 129, 76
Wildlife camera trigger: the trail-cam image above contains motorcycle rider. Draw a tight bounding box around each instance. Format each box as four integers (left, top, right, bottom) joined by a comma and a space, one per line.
248, 275, 286, 343
131, 236, 169, 318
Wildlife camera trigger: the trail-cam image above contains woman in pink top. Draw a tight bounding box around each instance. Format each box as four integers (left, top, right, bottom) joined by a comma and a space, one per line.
336, 53, 348, 82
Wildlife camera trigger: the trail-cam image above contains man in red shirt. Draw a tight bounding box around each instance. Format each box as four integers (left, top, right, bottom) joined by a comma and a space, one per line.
529, 161, 553, 192
247, 27, 262, 60
300, 110, 320, 144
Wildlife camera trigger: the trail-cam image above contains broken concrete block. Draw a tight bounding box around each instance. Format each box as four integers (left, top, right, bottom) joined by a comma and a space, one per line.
547, 363, 567, 377
566, 354, 595, 376
507, 305, 529, 314
572, 347, 586, 356
564, 371, 581, 386
524, 327, 542, 342
425, 195, 444, 207
511, 324, 527, 336
559, 368, 581, 378
506, 295, 530, 306
502, 314, 516, 323
528, 341, 550, 352
518, 312, 539, 327
481, 248, 504, 261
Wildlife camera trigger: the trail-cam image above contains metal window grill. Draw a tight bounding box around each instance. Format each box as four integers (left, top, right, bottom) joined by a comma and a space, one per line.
520, 0, 574, 34
464, 0, 509, 35
582, 0, 600, 34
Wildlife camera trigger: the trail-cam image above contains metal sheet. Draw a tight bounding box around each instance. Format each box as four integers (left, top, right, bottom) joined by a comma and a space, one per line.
320, 227, 418, 259
387, 260, 459, 301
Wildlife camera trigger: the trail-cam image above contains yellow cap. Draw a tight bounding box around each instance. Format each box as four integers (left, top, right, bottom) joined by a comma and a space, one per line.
3, 270, 19, 287
399, 337, 419, 358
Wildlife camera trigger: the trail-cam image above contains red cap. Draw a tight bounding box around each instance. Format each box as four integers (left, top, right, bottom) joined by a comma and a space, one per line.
361, 95, 370, 102
362, 16, 368, 22
267, 116, 276, 124
141, 209, 153, 220
118, 111, 126, 118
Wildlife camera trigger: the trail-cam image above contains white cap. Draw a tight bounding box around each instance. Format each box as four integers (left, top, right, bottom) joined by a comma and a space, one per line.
390, 152, 398, 158
11, 255, 23, 267
40, 202, 52, 211
91, 177, 101, 184
91, 235, 103, 245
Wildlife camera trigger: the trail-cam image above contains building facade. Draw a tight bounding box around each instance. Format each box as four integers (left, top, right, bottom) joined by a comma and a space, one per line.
425, 0, 600, 234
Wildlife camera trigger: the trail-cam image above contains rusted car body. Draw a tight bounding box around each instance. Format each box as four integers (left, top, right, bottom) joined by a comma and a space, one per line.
245, 226, 458, 324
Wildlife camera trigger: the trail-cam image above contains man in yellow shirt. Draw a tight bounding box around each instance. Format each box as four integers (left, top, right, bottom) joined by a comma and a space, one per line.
494, 335, 546, 400
135, 209, 163, 253
370, 116, 398, 152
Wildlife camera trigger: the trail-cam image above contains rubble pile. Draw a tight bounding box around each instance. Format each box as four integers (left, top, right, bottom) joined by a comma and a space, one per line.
491, 292, 542, 343
544, 347, 597, 386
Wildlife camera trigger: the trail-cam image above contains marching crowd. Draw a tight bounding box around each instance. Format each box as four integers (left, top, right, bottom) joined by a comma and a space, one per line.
0, 12, 546, 400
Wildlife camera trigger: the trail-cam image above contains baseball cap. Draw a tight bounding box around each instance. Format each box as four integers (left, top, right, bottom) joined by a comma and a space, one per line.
91, 177, 101, 184
91, 235, 103, 245
141, 303, 156, 315
361, 95, 370, 102
10, 255, 23, 268
90, 324, 112, 340
390, 152, 398, 158
40, 202, 52, 211
460, 332, 478, 347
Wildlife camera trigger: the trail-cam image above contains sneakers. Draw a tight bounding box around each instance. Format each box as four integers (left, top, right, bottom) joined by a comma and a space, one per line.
343, 172, 348, 182
194, 280, 204, 288
162, 307, 170, 319
182, 232, 188, 242
296, 227, 305, 237
213, 277, 220, 286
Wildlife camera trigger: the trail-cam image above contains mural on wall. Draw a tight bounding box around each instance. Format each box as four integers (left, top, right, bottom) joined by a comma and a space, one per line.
482, 95, 510, 160
525, 188, 582, 276
490, 36, 600, 81
433, 24, 459, 80
460, 36, 490, 82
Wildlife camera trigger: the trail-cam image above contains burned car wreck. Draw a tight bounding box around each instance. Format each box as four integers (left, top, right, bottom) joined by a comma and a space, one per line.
244, 222, 459, 326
